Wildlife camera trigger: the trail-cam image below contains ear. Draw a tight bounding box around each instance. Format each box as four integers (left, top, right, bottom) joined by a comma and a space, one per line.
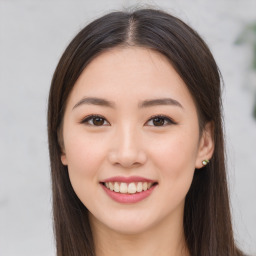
195, 122, 214, 169
57, 127, 68, 166
59, 141, 68, 166
61, 152, 68, 166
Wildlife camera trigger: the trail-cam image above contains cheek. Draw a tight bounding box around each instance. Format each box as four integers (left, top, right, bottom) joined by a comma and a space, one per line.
64, 134, 108, 206
149, 131, 199, 166
64, 130, 108, 178
63, 136, 108, 210
148, 132, 198, 192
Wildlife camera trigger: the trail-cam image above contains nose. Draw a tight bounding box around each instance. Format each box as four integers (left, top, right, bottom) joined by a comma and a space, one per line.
108, 125, 147, 168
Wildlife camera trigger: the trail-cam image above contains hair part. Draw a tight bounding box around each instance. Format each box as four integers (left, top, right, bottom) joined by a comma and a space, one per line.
48, 8, 244, 256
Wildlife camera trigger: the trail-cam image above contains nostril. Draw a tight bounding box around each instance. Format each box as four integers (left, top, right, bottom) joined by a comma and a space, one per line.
108, 146, 147, 167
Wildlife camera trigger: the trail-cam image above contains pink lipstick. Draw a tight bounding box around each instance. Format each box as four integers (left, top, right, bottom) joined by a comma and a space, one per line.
100, 176, 158, 204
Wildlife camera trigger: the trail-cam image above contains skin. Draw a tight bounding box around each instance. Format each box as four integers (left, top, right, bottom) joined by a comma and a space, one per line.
60, 47, 214, 256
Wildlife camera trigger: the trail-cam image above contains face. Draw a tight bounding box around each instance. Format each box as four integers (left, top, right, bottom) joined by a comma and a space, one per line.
60, 47, 213, 235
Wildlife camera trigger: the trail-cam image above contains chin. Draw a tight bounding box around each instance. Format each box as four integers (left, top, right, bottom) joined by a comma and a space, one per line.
90, 209, 166, 236
106, 221, 154, 235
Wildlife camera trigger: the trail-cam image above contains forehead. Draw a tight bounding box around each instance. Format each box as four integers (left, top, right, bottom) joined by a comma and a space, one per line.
66, 46, 196, 112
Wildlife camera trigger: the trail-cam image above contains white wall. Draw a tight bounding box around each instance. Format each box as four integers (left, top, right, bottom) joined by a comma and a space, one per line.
0, 0, 255, 255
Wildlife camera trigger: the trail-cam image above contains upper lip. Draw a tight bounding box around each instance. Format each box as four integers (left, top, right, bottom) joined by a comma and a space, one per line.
101, 176, 156, 183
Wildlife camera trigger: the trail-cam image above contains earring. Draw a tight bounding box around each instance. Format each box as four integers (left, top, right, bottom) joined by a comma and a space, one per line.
202, 159, 210, 166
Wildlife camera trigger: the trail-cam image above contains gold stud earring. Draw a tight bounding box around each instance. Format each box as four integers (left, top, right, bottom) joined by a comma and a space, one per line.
202, 159, 210, 166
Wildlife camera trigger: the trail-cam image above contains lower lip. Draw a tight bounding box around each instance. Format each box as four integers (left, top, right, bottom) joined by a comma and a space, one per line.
100, 183, 157, 204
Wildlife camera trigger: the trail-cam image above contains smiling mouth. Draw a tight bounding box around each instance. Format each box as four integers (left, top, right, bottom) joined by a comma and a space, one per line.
101, 181, 158, 194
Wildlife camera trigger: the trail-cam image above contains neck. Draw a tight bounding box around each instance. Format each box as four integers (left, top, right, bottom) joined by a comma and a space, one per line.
89, 210, 190, 256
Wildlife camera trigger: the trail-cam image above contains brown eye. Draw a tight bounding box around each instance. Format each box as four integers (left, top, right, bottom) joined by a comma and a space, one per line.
153, 117, 165, 126
81, 115, 109, 126
92, 117, 105, 126
146, 115, 176, 127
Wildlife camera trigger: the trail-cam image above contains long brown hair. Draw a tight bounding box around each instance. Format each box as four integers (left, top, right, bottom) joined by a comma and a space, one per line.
48, 8, 244, 256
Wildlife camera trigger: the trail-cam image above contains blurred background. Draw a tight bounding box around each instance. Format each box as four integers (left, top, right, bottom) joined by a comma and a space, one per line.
0, 0, 255, 255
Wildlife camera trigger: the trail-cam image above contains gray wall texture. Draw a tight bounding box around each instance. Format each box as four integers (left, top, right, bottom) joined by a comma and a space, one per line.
0, 0, 255, 255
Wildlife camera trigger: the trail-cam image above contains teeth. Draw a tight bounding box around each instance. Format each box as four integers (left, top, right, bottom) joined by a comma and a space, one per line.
104, 181, 155, 194
137, 182, 143, 192
128, 183, 137, 194
142, 182, 147, 191
114, 182, 120, 192
109, 182, 114, 191
120, 183, 128, 193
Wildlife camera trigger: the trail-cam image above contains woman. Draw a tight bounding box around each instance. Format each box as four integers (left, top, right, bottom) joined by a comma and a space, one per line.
48, 8, 245, 256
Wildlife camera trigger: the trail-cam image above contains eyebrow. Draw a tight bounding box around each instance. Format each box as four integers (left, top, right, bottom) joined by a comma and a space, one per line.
72, 97, 183, 110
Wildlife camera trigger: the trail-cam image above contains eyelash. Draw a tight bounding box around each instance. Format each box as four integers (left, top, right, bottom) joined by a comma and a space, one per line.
80, 114, 177, 127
